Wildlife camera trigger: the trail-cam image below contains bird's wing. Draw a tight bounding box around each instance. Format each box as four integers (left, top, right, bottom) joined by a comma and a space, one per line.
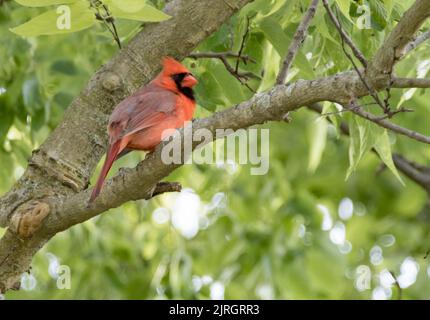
108, 85, 177, 143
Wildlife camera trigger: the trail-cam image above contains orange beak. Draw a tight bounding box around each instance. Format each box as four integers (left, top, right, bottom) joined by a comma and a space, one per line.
182, 73, 198, 88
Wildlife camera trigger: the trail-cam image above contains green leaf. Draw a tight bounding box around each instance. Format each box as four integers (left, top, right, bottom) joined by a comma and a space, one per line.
110, 0, 147, 13
22, 77, 42, 111
313, 8, 337, 43
51, 60, 77, 75
346, 116, 375, 179
31, 108, 46, 131
322, 102, 339, 137
210, 61, 246, 105
0, 106, 14, 144
369, 0, 388, 31
373, 129, 404, 185
306, 248, 345, 295
109, 3, 171, 22
54, 92, 74, 107
335, 0, 353, 23
0, 150, 14, 193
195, 71, 224, 112
10, 0, 95, 37
384, 0, 394, 16
294, 51, 315, 79
308, 117, 328, 173
258, 17, 289, 57
14, 0, 78, 6
391, 2, 403, 21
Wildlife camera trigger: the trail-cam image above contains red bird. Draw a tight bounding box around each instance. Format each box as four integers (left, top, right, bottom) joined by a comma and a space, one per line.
90, 57, 198, 202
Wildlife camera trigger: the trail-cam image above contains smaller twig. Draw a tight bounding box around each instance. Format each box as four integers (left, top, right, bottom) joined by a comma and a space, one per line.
308, 103, 350, 135
402, 29, 430, 57
347, 101, 430, 145
392, 154, 430, 191
384, 87, 391, 111
324, 2, 393, 115
189, 52, 256, 63
188, 52, 259, 93
276, 0, 319, 84
373, 107, 414, 120
146, 182, 182, 199
188, 16, 257, 93
309, 103, 430, 192
101, 3, 122, 49
320, 109, 347, 117
90, 0, 122, 49
340, 35, 387, 113
424, 249, 430, 259
389, 270, 402, 300
218, 56, 256, 80
319, 101, 395, 117
235, 16, 251, 73
322, 0, 367, 68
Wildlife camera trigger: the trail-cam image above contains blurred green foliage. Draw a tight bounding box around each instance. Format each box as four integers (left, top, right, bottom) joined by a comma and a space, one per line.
1, 0, 430, 299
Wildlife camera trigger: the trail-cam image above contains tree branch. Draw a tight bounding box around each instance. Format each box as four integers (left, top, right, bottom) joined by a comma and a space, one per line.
321, 0, 367, 68
323, 0, 391, 114
347, 101, 430, 145
402, 29, 430, 57
392, 154, 430, 192
188, 52, 259, 82
90, 0, 122, 49
392, 77, 430, 88
188, 52, 255, 63
369, 0, 430, 82
276, 0, 319, 84
37, 68, 430, 236
308, 103, 430, 193
188, 17, 259, 94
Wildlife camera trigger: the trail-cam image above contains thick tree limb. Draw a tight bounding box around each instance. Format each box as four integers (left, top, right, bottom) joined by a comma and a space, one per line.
368, 0, 430, 82
33, 69, 426, 235
392, 77, 430, 88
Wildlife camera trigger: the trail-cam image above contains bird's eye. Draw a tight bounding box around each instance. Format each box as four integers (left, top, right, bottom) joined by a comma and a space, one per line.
171, 72, 188, 82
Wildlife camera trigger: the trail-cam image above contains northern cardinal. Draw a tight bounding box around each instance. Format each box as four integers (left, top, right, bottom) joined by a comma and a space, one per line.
89, 57, 198, 202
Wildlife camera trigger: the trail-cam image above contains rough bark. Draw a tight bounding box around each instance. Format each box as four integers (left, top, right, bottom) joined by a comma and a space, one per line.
368, 0, 430, 83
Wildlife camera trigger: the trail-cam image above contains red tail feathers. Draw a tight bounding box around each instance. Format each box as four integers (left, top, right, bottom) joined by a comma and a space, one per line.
89, 140, 122, 203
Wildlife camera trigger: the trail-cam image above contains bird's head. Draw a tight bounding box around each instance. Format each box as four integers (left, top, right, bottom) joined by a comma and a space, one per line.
162, 57, 198, 89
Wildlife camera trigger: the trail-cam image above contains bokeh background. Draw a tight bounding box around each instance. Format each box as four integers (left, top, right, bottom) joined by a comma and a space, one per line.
1, 0, 430, 299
